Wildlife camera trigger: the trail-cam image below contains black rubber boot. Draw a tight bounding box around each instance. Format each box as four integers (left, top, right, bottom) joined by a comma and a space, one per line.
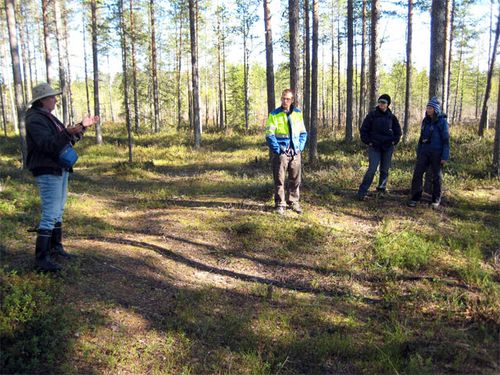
51, 222, 77, 258
35, 229, 62, 272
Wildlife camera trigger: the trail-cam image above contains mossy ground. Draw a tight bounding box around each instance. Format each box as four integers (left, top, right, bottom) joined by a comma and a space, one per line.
1, 124, 498, 374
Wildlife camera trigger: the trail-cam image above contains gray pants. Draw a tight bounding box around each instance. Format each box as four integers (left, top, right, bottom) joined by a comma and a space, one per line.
272, 153, 302, 207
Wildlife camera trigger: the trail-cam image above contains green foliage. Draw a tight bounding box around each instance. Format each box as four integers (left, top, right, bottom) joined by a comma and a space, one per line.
374, 225, 436, 272
0, 269, 76, 374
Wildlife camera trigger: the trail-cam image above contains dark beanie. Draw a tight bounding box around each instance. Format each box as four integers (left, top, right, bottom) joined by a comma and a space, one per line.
378, 94, 391, 106
427, 96, 441, 114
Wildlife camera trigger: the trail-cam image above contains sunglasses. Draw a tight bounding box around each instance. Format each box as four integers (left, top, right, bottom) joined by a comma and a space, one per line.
378, 100, 388, 104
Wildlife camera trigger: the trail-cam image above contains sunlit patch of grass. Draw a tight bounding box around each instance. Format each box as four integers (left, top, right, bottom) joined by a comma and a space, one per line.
253, 308, 293, 343
222, 213, 332, 258
455, 245, 498, 295
77, 322, 192, 374
373, 221, 438, 272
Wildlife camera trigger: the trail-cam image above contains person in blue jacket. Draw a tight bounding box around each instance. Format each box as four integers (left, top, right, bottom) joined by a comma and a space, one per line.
408, 97, 450, 209
357, 94, 401, 200
265, 89, 307, 214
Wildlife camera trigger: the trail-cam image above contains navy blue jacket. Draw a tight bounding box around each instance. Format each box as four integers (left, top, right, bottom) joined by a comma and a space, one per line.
417, 113, 450, 161
360, 107, 401, 151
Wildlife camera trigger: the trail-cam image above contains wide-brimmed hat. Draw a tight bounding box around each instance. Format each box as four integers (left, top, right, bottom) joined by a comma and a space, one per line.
28, 83, 62, 106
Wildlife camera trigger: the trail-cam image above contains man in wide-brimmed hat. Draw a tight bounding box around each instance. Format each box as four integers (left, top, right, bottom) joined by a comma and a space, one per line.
26, 82, 99, 271
28, 82, 63, 106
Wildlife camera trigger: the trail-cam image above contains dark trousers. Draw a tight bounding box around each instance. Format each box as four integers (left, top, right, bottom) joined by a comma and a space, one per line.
358, 145, 394, 197
272, 153, 302, 207
411, 150, 442, 203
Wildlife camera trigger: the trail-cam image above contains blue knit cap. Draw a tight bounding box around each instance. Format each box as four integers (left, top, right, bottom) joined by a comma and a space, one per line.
427, 96, 441, 114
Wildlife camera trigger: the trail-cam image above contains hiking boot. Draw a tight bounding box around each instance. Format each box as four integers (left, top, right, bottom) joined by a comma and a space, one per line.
407, 200, 417, 208
35, 229, 62, 272
290, 202, 303, 214
275, 206, 285, 215
51, 222, 77, 258
357, 193, 367, 201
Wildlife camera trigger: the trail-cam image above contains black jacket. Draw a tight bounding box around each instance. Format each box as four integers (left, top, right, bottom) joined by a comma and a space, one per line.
360, 107, 401, 151
26, 108, 83, 176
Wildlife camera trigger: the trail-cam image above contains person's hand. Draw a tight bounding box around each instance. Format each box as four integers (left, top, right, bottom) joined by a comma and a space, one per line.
66, 124, 83, 135
82, 115, 100, 128
440, 160, 446, 166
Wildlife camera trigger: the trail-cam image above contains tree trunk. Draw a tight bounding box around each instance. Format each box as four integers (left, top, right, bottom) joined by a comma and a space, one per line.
217, 7, 225, 129
403, 0, 413, 143
345, 0, 353, 142
35, 19, 42, 84
82, 20, 91, 115
369, 0, 380, 109
303, 0, 310, 131
129, 0, 140, 133
475, 68, 480, 119
458, 77, 464, 123
188, 66, 193, 129
479, 9, 499, 136
5, 0, 27, 165
429, 0, 446, 100
337, 15, 341, 129
243, 18, 249, 131
0, 25, 19, 133
106, 54, 115, 123
263, 0, 275, 115
443, 0, 454, 113
0, 78, 7, 137
451, 47, 463, 126
289, 0, 300, 106
119, 0, 132, 162
358, 0, 367, 130
18, 6, 28, 103
90, 0, 102, 144
309, 0, 319, 163
494, 74, 500, 175
354, 34, 358, 129
62, 3, 74, 124
42, 0, 52, 84
223, 36, 228, 128
54, 0, 68, 124
189, 0, 201, 148
150, 0, 160, 132
196, 0, 202, 136
20, 3, 33, 100
330, 0, 335, 133
177, 16, 183, 130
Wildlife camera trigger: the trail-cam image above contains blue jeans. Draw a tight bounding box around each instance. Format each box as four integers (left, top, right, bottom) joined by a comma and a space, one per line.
358, 145, 394, 197
35, 171, 69, 230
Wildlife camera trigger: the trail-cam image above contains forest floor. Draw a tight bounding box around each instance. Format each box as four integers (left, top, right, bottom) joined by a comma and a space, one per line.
1, 125, 499, 374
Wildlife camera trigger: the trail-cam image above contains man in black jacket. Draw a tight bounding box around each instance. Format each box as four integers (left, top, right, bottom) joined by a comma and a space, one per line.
357, 94, 401, 200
